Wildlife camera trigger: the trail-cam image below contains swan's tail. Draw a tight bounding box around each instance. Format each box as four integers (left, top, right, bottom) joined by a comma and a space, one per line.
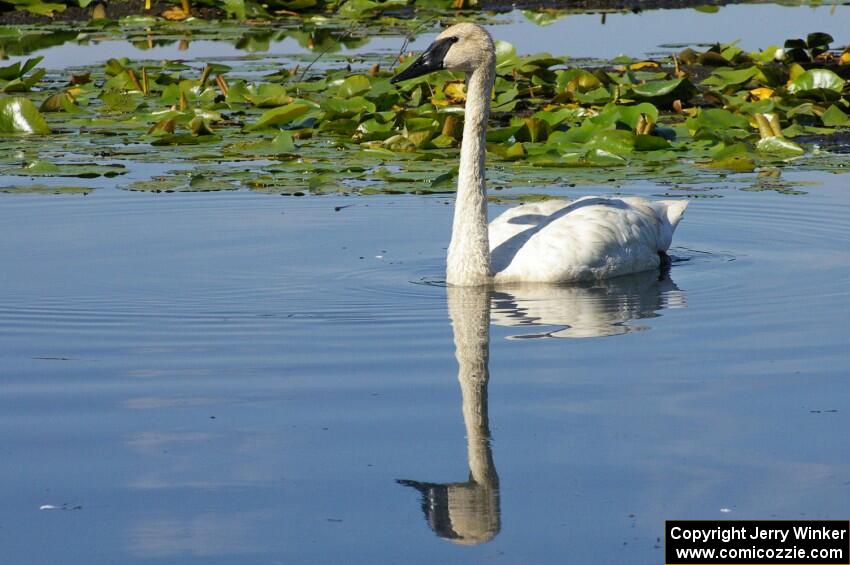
653, 199, 689, 251
660, 199, 688, 230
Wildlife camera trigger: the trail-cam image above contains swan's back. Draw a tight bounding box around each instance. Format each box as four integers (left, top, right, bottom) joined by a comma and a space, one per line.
489, 197, 687, 283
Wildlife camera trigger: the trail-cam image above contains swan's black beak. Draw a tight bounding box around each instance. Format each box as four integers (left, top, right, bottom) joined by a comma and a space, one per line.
390, 37, 458, 83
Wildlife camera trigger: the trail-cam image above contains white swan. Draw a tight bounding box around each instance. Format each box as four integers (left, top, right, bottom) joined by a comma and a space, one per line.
391, 23, 688, 286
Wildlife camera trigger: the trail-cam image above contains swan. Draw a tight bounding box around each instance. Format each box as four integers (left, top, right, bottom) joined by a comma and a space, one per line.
391, 23, 688, 286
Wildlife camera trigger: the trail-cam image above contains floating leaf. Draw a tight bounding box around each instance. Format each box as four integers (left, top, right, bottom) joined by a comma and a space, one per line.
585, 129, 635, 155
0, 56, 43, 81
222, 0, 246, 19
748, 87, 774, 102
787, 69, 845, 100
532, 108, 580, 128
488, 141, 526, 160
334, 75, 371, 98
0, 96, 50, 134
821, 105, 850, 127
630, 61, 660, 71
320, 97, 374, 118
634, 134, 671, 151
756, 137, 805, 158
486, 125, 522, 143
245, 102, 310, 131
629, 78, 696, 106
243, 83, 292, 107
686, 108, 751, 142
495, 41, 519, 71
2, 0, 65, 16
39, 91, 79, 113
514, 117, 550, 143
557, 69, 602, 95
702, 66, 761, 89
7, 160, 127, 178
188, 117, 215, 136
21, 159, 58, 174
224, 132, 297, 158
188, 174, 238, 191
99, 91, 140, 113
614, 103, 659, 130
0, 184, 93, 195
706, 143, 756, 172
151, 134, 221, 146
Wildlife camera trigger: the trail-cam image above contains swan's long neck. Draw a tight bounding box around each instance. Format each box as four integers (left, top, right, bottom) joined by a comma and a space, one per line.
446, 63, 495, 287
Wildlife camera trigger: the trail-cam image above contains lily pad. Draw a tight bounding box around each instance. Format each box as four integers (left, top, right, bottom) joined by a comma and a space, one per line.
756, 137, 805, 158
0, 96, 50, 134
245, 102, 310, 131
787, 69, 845, 101
685, 108, 751, 142
821, 105, 850, 127
629, 78, 696, 106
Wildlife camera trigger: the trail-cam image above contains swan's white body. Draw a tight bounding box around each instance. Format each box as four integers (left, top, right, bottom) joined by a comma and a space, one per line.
488, 196, 688, 283
393, 24, 688, 286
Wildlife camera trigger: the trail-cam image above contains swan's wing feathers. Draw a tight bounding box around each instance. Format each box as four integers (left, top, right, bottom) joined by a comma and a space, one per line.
492, 198, 668, 283
488, 199, 571, 249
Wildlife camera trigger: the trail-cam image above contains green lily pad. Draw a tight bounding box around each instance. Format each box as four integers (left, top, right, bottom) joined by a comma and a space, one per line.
8, 160, 128, 178
39, 91, 80, 113
634, 134, 672, 151
245, 102, 310, 131
629, 78, 696, 106
821, 105, 850, 127
333, 75, 371, 98
705, 143, 756, 172
0, 96, 50, 134
243, 83, 293, 107
685, 108, 751, 142
787, 69, 845, 101
585, 129, 635, 155
756, 137, 805, 158
0, 56, 42, 81
702, 66, 762, 90
613, 102, 659, 130
0, 184, 93, 195
224, 132, 297, 158
495, 41, 519, 71
320, 97, 374, 118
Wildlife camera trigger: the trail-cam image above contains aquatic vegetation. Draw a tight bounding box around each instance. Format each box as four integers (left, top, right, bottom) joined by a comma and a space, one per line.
0, 18, 847, 196
0, 0, 472, 18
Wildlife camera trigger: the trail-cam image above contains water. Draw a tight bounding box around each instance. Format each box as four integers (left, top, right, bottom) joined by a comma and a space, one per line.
2, 2, 850, 562
1, 168, 849, 563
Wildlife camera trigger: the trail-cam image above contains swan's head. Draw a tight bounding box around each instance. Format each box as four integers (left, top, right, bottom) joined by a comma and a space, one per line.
390, 23, 495, 83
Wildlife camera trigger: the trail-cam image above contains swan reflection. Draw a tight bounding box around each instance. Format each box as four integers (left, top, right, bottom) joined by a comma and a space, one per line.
399, 269, 685, 544
399, 287, 499, 545
492, 267, 686, 339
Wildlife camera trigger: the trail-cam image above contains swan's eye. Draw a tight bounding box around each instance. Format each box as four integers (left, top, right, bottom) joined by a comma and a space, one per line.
446, 36, 459, 44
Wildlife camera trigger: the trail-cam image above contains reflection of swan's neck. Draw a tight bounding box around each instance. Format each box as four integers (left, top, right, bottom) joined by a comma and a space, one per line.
448, 287, 497, 486
460, 366, 495, 485
446, 64, 495, 287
